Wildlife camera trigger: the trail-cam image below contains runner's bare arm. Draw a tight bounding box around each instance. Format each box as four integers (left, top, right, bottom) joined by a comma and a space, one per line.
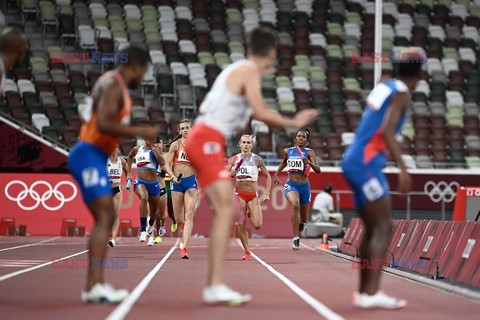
164, 141, 179, 182
273, 148, 288, 184
95, 78, 158, 140
382, 92, 409, 171
121, 158, 131, 181
126, 146, 139, 173
306, 149, 321, 173
258, 156, 271, 200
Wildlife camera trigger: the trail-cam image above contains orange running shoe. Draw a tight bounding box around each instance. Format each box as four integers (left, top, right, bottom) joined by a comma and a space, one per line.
181, 248, 189, 259
242, 252, 251, 260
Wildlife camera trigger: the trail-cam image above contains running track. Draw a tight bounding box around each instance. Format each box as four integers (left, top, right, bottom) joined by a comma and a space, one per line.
0, 236, 478, 320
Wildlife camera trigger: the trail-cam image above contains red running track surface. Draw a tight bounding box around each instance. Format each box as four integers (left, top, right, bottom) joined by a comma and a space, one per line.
0, 237, 478, 320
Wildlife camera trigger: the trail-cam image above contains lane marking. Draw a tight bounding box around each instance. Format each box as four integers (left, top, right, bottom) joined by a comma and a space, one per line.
0, 249, 88, 282
236, 239, 345, 320
105, 238, 180, 320
0, 237, 60, 252
300, 243, 480, 305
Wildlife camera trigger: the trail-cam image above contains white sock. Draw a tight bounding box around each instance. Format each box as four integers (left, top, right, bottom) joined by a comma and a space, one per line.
293, 237, 299, 240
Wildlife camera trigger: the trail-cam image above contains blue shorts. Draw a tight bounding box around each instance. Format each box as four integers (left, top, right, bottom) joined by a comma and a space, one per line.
68, 141, 112, 205
341, 155, 390, 210
172, 174, 198, 193
284, 179, 311, 205
134, 177, 161, 196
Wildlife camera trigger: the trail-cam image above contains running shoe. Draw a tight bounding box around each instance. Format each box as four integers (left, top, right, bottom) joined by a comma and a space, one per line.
181, 248, 189, 259
146, 224, 154, 236
292, 238, 300, 250
147, 236, 155, 246
158, 226, 166, 237
81, 283, 129, 304
242, 252, 251, 261
154, 236, 162, 244
353, 291, 407, 309
108, 239, 115, 247
299, 222, 306, 232
202, 284, 251, 306
171, 223, 178, 233
139, 231, 147, 242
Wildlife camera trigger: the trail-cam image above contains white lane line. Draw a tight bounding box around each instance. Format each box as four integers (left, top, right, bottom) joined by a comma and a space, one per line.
105, 238, 180, 320
0, 237, 60, 252
236, 239, 345, 320
301, 243, 480, 304
0, 249, 88, 282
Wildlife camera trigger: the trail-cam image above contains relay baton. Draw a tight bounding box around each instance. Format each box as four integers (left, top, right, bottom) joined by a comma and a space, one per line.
295, 145, 311, 176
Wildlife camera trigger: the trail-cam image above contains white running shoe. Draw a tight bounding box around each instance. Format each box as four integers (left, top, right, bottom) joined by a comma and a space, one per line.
146, 224, 154, 236
203, 284, 252, 305
353, 291, 407, 309
179, 242, 185, 250
139, 231, 147, 242
158, 226, 166, 237
108, 239, 115, 247
147, 236, 155, 246
81, 283, 129, 304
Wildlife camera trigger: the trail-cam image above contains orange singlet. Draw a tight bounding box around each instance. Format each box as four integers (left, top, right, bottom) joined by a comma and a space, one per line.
79, 71, 131, 154
173, 140, 191, 166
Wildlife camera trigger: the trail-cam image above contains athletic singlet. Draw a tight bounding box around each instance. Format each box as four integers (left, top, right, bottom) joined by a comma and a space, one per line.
286, 147, 310, 175
195, 60, 256, 138
107, 157, 122, 184
173, 140, 190, 166
345, 79, 409, 165
232, 153, 260, 182
79, 71, 131, 154
135, 145, 159, 171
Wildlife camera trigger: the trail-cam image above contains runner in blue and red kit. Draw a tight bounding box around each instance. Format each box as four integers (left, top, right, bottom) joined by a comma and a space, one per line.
341, 48, 425, 309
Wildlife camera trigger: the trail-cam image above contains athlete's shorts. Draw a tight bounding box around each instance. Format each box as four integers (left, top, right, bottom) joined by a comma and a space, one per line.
172, 174, 198, 193
134, 177, 161, 196
284, 179, 311, 205
235, 189, 258, 203
341, 156, 390, 210
112, 186, 121, 195
184, 123, 230, 188
68, 141, 111, 205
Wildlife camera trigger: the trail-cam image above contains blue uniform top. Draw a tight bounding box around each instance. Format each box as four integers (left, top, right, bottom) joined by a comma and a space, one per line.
344, 79, 409, 167
286, 147, 310, 175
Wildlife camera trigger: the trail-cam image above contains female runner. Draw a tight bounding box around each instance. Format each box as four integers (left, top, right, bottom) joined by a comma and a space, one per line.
128, 137, 177, 246
273, 128, 321, 250
227, 134, 271, 260
107, 147, 131, 247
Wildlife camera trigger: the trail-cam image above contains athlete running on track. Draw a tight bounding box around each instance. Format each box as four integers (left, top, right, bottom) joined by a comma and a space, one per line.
184, 27, 319, 305
273, 128, 321, 250
341, 48, 424, 309
107, 147, 131, 247
154, 137, 167, 240
128, 137, 177, 246
68, 46, 158, 303
227, 134, 271, 260
165, 119, 199, 259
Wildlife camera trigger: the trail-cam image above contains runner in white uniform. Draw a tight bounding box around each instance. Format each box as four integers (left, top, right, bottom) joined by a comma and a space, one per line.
227, 135, 271, 260
184, 27, 319, 305
127, 138, 177, 246
107, 147, 131, 247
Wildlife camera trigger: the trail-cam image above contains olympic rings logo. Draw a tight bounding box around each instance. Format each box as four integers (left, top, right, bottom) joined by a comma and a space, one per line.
423, 181, 459, 203
5, 180, 77, 211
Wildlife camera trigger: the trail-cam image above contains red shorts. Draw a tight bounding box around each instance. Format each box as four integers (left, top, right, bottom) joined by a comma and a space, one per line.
235, 189, 258, 203
185, 123, 230, 188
